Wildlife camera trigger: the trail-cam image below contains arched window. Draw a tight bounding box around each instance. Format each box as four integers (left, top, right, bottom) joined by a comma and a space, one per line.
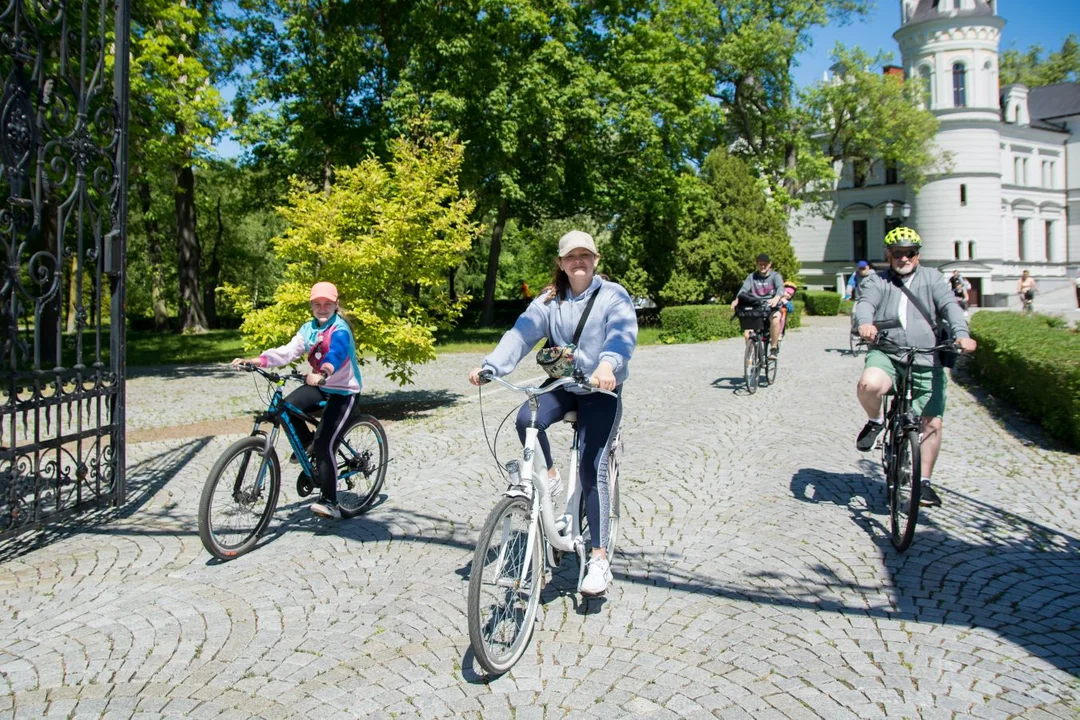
952, 62, 967, 107
919, 65, 933, 108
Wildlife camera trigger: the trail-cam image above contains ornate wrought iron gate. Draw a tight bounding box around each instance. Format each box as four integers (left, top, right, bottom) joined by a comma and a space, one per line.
0, 0, 130, 537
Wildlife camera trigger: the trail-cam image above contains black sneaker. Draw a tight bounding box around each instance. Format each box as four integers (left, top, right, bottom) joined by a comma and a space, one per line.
769, 346, 779, 358
920, 483, 942, 507
856, 420, 885, 452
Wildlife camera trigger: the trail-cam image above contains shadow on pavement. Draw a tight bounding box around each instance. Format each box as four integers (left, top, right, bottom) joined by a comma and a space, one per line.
785, 467, 1080, 676
0, 438, 212, 563
354, 389, 464, 422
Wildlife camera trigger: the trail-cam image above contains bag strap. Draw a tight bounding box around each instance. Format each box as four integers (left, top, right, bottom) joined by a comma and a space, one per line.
890, 271, 937, 330
572, 282, 602, 345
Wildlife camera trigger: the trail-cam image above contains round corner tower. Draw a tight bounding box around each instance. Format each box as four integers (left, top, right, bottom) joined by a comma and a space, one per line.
893, 0, 1005, 264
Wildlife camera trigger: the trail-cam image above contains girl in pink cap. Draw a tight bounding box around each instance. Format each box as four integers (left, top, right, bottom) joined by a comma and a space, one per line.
232, 282, 362, 519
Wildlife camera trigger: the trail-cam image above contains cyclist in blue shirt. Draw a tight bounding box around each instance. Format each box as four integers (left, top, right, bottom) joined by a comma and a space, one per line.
232, 282, 362, 519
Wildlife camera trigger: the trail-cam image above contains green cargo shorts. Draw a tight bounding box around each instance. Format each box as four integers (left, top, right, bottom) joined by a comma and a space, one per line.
864, 349, 947, 418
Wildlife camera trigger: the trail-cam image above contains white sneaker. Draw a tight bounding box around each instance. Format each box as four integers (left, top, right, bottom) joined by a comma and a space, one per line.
547, 471, 563, 500
580, 556, 612, 596
310, 499, 341, 519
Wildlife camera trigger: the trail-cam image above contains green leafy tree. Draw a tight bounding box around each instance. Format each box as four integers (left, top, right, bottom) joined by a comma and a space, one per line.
237, 132, 480, 384
130, 0, 228, 332
1000, 34, 1080, 87
708, 0, 869, 206
661, 149, 797, 305
799, 45, 941, 200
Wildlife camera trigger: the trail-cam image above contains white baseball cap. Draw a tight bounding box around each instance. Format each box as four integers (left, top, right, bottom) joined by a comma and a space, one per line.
557, 230, 598, 257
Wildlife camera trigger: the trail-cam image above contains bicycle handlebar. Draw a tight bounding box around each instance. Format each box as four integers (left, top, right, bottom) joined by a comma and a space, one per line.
236, 363, 325, 386
477, 370, 617, 398
868, 333, 960, 355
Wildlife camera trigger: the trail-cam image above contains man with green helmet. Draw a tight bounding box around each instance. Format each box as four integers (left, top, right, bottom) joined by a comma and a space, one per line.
853, 226, 977, 507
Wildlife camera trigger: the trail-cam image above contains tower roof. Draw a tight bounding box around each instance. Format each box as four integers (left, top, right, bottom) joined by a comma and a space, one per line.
907, 0, 994, 25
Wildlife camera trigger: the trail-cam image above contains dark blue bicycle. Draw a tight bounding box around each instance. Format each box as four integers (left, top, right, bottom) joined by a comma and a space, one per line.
198, 364, 388, 560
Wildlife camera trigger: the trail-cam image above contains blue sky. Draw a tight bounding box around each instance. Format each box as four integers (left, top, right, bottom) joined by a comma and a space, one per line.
793, 0, 1080, 88
212, 0, 1079, 159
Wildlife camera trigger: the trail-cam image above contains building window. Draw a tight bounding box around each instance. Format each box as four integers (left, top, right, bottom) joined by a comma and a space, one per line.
885, 161, 898, 185
1017, 218, 1027, 260
853, 160, 868, 188
968, 241, 976, 259
1046, 220, 1054, 262
918, 65, 933, 108
1014, 157, 1022, 185
960, 184, 967, 206
1049, 161, 1056, 189
953, 242, 962, 260
853, 220, 868, 261
1022, 158, 1029, 185
1041, 161, 1049, 188
952, 63, 967, 107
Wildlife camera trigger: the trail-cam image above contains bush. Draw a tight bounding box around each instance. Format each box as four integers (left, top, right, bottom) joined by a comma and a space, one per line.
839, 299, 854, 316
658, 301, 803, 343
804, 291, 841, 316
968, 311, 1080, 449
659, 305, 742, 343
793, 289, 808, 304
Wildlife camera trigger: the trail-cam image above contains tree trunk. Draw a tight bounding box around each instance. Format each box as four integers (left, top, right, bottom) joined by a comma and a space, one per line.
65, 256, 78, 333
203, 196, 222, 329
139, 178, 169, 330
175, 157, 208, 333
480, 199, 510, 327
448, 267, 457, 302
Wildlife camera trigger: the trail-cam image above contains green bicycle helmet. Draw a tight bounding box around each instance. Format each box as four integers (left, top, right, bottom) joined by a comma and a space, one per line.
883, 226, 922, 248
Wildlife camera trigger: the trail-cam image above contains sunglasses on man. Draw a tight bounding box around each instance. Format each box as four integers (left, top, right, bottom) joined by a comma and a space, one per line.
889, 248, 919, 259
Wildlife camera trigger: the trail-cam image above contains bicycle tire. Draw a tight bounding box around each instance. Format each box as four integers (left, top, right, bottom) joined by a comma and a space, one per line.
467, 495, 542, 675
744, 340, 759, 394
765, 351, 778, 385
198, 436, 281, 561
888, 429, 921, 552
334, 413, 389, 519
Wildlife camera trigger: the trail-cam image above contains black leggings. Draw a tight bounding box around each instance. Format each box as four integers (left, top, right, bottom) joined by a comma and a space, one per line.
284, 385, 356, 503
515, 387, 621, 550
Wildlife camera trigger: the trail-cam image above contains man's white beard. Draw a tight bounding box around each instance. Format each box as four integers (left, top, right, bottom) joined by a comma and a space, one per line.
892, 263, 916, 276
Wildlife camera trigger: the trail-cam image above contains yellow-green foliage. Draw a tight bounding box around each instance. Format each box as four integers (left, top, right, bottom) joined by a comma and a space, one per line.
240, 132, 481, 384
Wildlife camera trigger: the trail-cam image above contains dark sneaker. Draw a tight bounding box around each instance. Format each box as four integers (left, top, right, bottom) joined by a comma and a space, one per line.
920, 483, 942, 507
856, 420, 885, 452
769, 346, 779, 358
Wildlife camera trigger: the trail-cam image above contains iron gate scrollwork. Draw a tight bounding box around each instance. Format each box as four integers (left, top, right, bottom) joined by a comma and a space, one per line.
0, 0, 130, 537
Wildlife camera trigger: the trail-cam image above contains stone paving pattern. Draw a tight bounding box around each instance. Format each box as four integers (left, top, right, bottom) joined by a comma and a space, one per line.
1, 316, 1078, 719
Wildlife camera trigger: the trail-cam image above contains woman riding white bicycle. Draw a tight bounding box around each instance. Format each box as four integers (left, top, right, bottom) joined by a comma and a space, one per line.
468, 230, 638, 596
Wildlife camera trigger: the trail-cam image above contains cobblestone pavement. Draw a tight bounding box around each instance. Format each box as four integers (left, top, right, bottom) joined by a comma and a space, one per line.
2, 316, 1078, 719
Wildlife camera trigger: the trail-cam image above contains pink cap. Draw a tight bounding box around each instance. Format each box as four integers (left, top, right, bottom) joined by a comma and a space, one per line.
310, 282, 338, 302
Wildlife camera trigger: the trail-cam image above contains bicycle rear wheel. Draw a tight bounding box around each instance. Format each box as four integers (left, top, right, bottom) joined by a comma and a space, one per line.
334, 413, 389, 518
744, 340, 760, 394
888, 429, 921, 552
467, 496, 542, 675
198, 436, 281, 561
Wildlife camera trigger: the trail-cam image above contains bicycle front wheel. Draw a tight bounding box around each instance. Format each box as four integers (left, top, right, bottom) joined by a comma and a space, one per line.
744, 340, 759, 394
765, 350, 778, 385
888, 429, 921, 552
198, 436, 281, 560
467, 495, 542, 676
335, 414, 389, 518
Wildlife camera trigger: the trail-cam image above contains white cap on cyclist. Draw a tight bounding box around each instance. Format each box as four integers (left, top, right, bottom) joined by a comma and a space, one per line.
558, 230, 597, 257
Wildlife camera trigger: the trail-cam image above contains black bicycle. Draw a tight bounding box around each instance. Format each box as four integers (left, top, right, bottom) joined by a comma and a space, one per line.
869, 335, 957, 552
198, 364, 389, 560
735, 304, 779, 393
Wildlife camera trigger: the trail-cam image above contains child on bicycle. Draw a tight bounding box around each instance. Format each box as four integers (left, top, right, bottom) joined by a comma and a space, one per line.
468, 230, 638, 597
231, 282, 362, 519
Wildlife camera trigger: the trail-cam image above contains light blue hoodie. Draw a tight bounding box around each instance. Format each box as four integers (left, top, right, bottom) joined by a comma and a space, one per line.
482, 276, 638, 389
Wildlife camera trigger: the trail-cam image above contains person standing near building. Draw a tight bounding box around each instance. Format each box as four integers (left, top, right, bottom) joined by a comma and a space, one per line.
949, 270, 970, 314
844, 261, 873, 301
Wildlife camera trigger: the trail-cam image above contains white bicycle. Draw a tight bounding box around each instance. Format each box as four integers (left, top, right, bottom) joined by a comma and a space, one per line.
466, 371, 622, 675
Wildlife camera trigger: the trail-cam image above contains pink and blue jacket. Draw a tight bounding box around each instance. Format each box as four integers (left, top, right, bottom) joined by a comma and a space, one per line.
258, 314, 362, 395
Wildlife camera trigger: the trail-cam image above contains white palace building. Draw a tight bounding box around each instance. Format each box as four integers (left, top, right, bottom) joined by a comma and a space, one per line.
790, 0, 1079, 308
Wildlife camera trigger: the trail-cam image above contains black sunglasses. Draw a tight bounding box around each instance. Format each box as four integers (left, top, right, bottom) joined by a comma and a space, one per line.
889, 248, 919, 259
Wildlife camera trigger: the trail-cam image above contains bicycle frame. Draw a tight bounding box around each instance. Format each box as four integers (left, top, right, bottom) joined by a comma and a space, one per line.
482, 373, 615, 592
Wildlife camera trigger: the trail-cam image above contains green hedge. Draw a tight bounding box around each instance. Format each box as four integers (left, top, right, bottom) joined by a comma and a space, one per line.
659, 301, 803, 343
839, 299, 855, 316
968, 311, 1080, 449
805, 291, 842, 316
